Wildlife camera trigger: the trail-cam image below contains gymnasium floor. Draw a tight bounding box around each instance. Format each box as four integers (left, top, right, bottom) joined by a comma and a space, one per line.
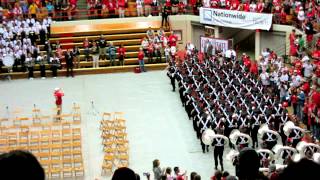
0, 71, 235, 180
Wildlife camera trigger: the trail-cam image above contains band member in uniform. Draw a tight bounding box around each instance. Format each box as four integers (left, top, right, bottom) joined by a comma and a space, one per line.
288, 127, 304, 148
261, 128, 279, 150
212, 130, 228, 171
168, 63, 177, 91
257, 149, 274, 168
251, 110, 261, 148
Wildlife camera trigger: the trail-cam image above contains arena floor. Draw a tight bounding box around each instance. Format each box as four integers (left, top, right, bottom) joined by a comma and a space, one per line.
0, 71, 235, 180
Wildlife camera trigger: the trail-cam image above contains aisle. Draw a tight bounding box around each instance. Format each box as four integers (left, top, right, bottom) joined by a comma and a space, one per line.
0, 71, 235, 180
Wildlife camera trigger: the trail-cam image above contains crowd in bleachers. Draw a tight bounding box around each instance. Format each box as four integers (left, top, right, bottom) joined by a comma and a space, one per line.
0, 0, 319, 28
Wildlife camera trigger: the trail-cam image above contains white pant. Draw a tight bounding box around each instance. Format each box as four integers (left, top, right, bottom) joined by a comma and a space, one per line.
137, 7, 143, 16
93, 55, 99, 68
119, 8, 125, 18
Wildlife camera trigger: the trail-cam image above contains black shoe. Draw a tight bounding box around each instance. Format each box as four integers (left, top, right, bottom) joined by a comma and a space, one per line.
215, 167, 218, 170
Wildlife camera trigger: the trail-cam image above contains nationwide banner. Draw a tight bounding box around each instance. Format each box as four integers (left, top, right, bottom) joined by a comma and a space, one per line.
200, 7, 273, 30
200, 36, 230, 54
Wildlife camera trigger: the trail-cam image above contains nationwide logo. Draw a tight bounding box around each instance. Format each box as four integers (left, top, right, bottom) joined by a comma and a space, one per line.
212, 10, 246, 20
203, 9, 213, 21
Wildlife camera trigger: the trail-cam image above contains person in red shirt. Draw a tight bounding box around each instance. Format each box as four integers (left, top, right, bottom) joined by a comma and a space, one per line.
54, 88, 64, 120
117, 44, 126, 66
280, 8, 287, 24
83, 37, 90, 61
230, 0, 240, 11
107, 0, 116, 18
242, 0, 250, 12
147, 43, 154, 63
138, 47, 146, 72
256, 0, 264, 13
168, 32, 178, 47
250, 60, 258, 77
289, 29, 296, 46
144, 0, 152, 16
118, 0, 126, 18
178, 0, 186, 14
176, 46, 186, 65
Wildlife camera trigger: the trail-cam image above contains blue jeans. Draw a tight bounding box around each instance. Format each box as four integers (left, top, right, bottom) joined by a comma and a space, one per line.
109, 54, 116, 66
139, 59, 145, 72
312, 124, 320, 140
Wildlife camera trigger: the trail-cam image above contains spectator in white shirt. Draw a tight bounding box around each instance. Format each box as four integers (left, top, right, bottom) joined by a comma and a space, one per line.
260, 70, 270, 86
303, 60, 314, 78
290, 70, 302, 87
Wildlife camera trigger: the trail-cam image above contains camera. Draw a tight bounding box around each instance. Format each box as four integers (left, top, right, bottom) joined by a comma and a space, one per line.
143, 172, 150, 176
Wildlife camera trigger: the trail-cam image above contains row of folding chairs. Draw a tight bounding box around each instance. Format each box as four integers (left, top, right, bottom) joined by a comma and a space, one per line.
0, 104, 82, 127
100, 112, 129, 175
0, 117, 84, 178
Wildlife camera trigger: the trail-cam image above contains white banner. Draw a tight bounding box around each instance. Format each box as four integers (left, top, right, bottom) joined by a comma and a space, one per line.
200, 7, 273, 30
200, 36, 229, 54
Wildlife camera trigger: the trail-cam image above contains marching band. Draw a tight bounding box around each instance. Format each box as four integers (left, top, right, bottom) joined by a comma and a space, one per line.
167, 50, 320, 172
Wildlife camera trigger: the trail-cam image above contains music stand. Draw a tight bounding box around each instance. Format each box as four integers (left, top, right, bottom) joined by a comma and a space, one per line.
87, 100, 99, 116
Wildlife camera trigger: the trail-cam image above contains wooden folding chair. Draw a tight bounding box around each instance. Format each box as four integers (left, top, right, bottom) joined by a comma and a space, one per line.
40, 159, 50, 177
32, 107, 41, 124
102, 154, 115, 175
117, 146, 129, 155
114, 132, 127, 141
62, 129, 72, 147
100, 112, 114, 130
51, 151, 61, 160
62, 122, 72, 129
74, 163, 84, 177
40, 130, 51, 145
73, 114, 82, 124
101, 161, 113, 175
30, 131, 40, 144
103, 147, 116, 155
113, 112, 125, 120
72, 128, 81, 143
0, 146, 9, 154
62, 159, 74, 177
51, 130, 61, 145
117, 154, 129, 168
103, 140, 115, 148
29, 144, 40, 154
7, 132, 18, 148
18, 131, 29, 147
50, 162, 61, 179
115, 139, 129, 149
113, 119, 126, 127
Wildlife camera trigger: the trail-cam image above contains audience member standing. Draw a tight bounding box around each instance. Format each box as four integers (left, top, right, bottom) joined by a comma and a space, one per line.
138, 47, 146, 72
91, 41, 99, 68
65, 50, 74, 77
118, 44, 126, 66
108, 42, 116, 66
98, 35, 107, 60
153, 159, 162, 180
